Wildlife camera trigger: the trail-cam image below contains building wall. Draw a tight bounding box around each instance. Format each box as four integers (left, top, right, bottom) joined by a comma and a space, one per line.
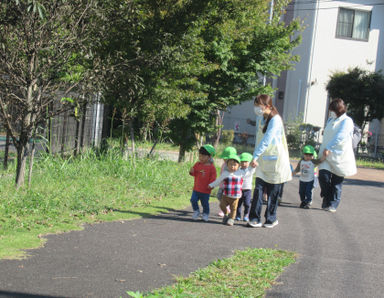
284, 0, 384, 128
222, 0, 384, 150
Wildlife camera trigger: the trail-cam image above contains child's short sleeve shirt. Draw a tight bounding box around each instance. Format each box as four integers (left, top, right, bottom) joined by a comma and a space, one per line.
191, 162, 217, 194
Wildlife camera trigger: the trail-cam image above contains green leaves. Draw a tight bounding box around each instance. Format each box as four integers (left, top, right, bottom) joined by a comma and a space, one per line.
327, 67, 384, 128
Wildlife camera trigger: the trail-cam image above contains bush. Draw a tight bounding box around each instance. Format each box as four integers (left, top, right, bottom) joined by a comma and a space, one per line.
221, 129, 234, 145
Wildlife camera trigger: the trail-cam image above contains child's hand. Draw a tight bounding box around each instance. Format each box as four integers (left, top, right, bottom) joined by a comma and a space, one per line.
250, 160, 258, 167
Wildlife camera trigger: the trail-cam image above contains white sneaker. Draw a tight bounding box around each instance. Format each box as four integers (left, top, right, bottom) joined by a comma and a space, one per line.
328, 207, 337, 213
264, 220, 278, 228
247, 220, 262, 228
226, 218, 234, 226
192, 210, 200, 220
202, 213, 209, 222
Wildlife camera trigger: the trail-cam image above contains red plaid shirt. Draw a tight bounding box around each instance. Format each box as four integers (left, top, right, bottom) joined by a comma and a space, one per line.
223, 176, 243, 198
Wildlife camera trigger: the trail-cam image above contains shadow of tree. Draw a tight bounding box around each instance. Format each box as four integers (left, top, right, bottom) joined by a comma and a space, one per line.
344, 178, 384, 188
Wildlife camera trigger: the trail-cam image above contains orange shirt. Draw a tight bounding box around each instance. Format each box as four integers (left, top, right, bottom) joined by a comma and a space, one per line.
190, 162, 217, 194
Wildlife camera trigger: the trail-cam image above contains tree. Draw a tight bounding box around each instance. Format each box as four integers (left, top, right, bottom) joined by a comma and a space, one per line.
92, 0, 216, 157
0, 0, 97, 187
167, 0, 302, 160
326, 67, 384, 128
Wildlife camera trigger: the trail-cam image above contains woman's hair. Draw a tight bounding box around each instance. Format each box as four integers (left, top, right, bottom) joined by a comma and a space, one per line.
254, 94, 280, 133
329, 98, 347, 117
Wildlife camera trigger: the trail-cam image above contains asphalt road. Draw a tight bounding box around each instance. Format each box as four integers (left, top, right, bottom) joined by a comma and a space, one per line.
0, 170, 383, 298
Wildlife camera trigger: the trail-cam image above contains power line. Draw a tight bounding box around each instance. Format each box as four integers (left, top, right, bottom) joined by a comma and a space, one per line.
283, 1, 384, 12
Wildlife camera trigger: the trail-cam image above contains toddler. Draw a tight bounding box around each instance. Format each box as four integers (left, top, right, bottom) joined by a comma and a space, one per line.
217, 146, 237, 217
189, 144, 217, 221
235, 152, 256, 222
293, 145, 324, 209
209, 154, 255, 226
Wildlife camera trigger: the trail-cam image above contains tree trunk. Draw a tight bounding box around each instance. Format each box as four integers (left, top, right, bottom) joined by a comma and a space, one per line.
178, 144, 186, 162
214, 110, 225, 148
110, 107, 116, 139
15, 138, 29, 189
3, 130, 10, 170
28, 139, 36, 188
74, 118, 80, 156
128, 118, 135, 155
148, 139, 158, 157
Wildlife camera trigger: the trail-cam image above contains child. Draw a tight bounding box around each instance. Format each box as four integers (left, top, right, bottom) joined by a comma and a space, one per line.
217, 146, 237, 217
189, 144, 217, 221
209, 154, 255, 226
293, 145, 324, 209
235, 152, 256, 222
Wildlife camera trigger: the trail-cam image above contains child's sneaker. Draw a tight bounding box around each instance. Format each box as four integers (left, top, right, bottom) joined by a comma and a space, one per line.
222, 215, 229, 224
235, 216, 241, 221
226, 218, 234, 226
202, 213, 209, 222
192, 210, 200, 220
243, 216, 249, 222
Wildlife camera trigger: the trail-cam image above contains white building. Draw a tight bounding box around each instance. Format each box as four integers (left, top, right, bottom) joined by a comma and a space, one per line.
223, 0, 384, 151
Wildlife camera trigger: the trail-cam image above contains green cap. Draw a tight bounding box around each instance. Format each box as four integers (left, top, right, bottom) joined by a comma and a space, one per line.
303, 145, 315, 155
219, 146, 237, 159
203, 144, 216, 157
239, 152, 253, 162
227, 153, 240, 164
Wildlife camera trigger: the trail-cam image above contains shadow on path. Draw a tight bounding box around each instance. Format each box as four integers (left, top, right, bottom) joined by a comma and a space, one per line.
344, 179, 384, 188
0, 290, 64, 298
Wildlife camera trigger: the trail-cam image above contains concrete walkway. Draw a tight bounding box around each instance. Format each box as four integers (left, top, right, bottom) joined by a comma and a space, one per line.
0, 167, 383, 298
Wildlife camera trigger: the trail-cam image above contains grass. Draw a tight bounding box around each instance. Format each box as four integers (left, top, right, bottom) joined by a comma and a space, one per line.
0, 147, 194, 259
355, 158, 384, 169
126, 248, 296, 298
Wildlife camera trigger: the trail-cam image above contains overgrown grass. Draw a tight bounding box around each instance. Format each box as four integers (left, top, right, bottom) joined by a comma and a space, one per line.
126, 248, 296, 298
0, 148, 194, 259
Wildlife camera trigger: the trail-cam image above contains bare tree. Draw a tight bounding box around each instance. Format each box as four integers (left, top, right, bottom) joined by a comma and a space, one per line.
0, 0, 97, 187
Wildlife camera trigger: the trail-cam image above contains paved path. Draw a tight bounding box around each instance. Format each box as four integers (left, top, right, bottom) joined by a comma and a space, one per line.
0, 168, 383, 298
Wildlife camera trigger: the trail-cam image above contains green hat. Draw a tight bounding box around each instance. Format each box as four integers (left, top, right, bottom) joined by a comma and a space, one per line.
226, 153, 240, 164
302, 145, 315, 155
219, 146, 237, 159
203, 144, 216, 157
239, 152, 253, 162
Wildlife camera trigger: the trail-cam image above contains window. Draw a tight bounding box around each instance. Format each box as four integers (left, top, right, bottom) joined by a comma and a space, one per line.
336, 8, 371, 41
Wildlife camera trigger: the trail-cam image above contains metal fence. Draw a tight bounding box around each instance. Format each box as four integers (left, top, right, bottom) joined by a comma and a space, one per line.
0, 102, 104, 158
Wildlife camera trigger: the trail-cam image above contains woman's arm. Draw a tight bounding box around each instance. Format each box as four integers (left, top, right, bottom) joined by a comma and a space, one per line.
252, 116, 281, 160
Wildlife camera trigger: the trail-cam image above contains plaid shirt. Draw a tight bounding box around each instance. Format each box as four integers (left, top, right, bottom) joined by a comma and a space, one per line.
222, 176, 243, 198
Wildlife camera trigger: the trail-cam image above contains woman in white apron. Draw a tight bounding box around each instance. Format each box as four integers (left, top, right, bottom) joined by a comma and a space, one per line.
318, 98, 357, 212
248, 94, 292, 228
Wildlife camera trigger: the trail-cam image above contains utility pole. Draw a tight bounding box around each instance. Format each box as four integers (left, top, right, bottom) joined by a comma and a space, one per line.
262, 0, 274, 86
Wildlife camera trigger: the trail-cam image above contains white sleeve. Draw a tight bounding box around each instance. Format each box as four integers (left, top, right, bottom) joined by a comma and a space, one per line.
209, 171, 231, 188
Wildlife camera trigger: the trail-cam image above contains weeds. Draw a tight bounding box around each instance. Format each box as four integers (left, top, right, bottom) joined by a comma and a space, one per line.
0, 149, 193, 259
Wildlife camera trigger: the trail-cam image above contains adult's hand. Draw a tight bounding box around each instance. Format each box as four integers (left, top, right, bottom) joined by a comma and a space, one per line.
323, 149, 330, 157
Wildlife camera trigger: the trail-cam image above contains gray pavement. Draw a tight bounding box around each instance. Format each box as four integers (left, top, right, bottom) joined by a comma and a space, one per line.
0, 172, 383, 298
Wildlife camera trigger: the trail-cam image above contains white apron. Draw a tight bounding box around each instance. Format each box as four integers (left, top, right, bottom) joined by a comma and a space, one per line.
256, 116, 292, 184
319, 114, 357, 177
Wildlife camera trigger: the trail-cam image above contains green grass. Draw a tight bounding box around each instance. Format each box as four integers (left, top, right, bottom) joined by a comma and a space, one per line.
126, 248, 296, 298
356, 158, 384, 169
0, 148, 194, 259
